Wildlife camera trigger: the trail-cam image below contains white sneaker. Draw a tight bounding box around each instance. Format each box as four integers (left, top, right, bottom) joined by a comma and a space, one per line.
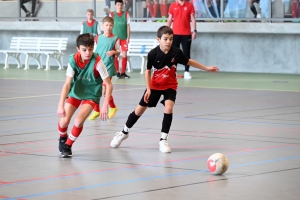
103, 6, 110, 13
110, 132, 129, 148
159, 140, 171, 153
256, 14, 261, 18
184, 71, 192, 79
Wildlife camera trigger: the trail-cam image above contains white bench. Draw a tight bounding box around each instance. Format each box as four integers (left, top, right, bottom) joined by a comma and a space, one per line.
126, 39, 159, 74
0, 37, 68, 70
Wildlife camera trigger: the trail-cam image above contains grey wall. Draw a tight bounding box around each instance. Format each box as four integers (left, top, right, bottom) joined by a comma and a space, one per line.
0, 22, 299, 74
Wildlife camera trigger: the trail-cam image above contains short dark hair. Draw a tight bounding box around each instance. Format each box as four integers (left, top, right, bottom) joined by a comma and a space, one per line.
76, 33, 94, 48
157, 26, 173, 38
115, 0, 123, 5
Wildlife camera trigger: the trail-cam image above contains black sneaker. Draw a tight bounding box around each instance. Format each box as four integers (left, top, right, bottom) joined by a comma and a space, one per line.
58, 137, 67, 153
25, 12, 31, 17
61, 144, 72, 158
116, 72, 121, 79
121, 73, 130, 79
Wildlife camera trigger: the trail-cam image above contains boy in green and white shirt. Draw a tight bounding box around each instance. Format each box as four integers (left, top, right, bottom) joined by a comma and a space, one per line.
57, 33, 112, 158
109, 0, 131, 79
80, 9, 101, 37
88, 16, 121, 120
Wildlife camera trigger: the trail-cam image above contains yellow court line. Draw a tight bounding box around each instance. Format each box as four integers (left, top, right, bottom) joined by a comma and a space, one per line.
181, 85, 300, 93
0, 88, 145, 101
2, 78, 299, 93
3, 78, 64, 82
0, 94, 60, 101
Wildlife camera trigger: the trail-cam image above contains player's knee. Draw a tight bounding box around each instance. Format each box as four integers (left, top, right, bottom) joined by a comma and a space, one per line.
60, 119, 70, 128
164, 105, 173, 114
73, 118, 84, 128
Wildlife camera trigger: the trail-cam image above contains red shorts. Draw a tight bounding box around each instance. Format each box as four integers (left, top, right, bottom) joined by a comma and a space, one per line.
120, 39, 128, 52
66, 97, 97, 108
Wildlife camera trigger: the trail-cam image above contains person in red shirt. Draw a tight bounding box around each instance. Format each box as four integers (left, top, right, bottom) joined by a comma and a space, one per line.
167, 0, 197, 79
109, 26, 219, 153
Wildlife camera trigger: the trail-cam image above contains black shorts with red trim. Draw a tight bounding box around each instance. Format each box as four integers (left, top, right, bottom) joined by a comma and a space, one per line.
139, 88, 177, 107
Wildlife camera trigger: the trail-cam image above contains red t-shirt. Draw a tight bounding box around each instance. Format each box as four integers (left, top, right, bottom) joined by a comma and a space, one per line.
147, 46, 189, 91
168, 1, 195, 35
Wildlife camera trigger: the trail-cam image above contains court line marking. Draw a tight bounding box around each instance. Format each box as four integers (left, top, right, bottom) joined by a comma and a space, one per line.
0, 144, 295, 187
3, 155, 300, 200
0, 87, 145, 101
1, 78, 300, 93
95, 167, 300, 200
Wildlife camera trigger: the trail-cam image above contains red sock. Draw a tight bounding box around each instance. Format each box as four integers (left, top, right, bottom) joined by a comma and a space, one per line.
58, 123, 68, 138
153, 4, 159, 18
121, 57, 127, 74
160, 4, 165, 17
163, 4, 168, 17
147, 5, 154, 17
114, 57, 119, 73
94, 104, 100, 112
109, 96, 116, 108
66, 125, 83, 146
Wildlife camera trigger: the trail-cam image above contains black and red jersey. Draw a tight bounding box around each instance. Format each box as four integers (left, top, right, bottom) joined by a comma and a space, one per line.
147, 46, 189, 90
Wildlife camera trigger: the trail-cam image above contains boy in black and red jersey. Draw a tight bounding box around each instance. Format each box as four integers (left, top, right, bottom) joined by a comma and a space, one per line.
110, 26, 219, 153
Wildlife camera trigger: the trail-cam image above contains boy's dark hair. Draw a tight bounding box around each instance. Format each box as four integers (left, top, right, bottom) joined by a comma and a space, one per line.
76, 33, 94, 48
102, 16, 114, 24
157, 26, 173, 38
115, 0, 123, 5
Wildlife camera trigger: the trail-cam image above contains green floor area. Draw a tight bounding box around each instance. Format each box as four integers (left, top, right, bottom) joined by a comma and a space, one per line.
1, 66, 299, 92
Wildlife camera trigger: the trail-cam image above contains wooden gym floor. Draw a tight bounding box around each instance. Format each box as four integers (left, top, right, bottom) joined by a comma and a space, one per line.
0, 67, 299, 199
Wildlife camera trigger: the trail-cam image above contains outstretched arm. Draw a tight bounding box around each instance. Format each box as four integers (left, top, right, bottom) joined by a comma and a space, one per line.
187, 59, 219, 72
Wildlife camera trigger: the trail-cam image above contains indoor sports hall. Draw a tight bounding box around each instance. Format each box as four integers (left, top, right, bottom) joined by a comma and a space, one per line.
0, 0, 300, 199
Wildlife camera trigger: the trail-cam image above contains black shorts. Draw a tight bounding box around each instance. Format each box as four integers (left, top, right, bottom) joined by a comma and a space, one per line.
139, 88, 177, 107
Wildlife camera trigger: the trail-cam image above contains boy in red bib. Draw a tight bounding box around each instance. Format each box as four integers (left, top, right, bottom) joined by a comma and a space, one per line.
110, 26, 219, 153
57, 33, 113, 158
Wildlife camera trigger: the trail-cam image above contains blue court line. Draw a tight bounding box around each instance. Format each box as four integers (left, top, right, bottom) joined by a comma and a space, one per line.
0, 145, 295, 188
3, 155, 300, 200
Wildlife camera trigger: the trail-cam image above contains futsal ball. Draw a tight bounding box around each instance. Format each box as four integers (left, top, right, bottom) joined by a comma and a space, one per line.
207, 153, 229, 175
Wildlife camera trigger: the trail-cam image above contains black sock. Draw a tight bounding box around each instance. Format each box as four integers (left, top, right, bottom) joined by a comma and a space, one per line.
161, 113, 173, 134
209, 6, 217, 18
250, 5, 257, 17
143, 7, 147, 18
123, 111, 140, 134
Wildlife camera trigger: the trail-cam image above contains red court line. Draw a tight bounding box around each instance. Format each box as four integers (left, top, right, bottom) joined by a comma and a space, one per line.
0, 144, 296, 187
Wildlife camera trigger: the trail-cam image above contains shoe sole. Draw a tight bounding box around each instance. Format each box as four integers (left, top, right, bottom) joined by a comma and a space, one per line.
61, 154, 72, 158
159, 148, 171, 153
88, 115, 100, 120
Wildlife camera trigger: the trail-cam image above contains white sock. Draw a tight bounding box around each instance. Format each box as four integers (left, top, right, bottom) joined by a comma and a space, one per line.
161, 132, 168, 140
123, 125, 130, 133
